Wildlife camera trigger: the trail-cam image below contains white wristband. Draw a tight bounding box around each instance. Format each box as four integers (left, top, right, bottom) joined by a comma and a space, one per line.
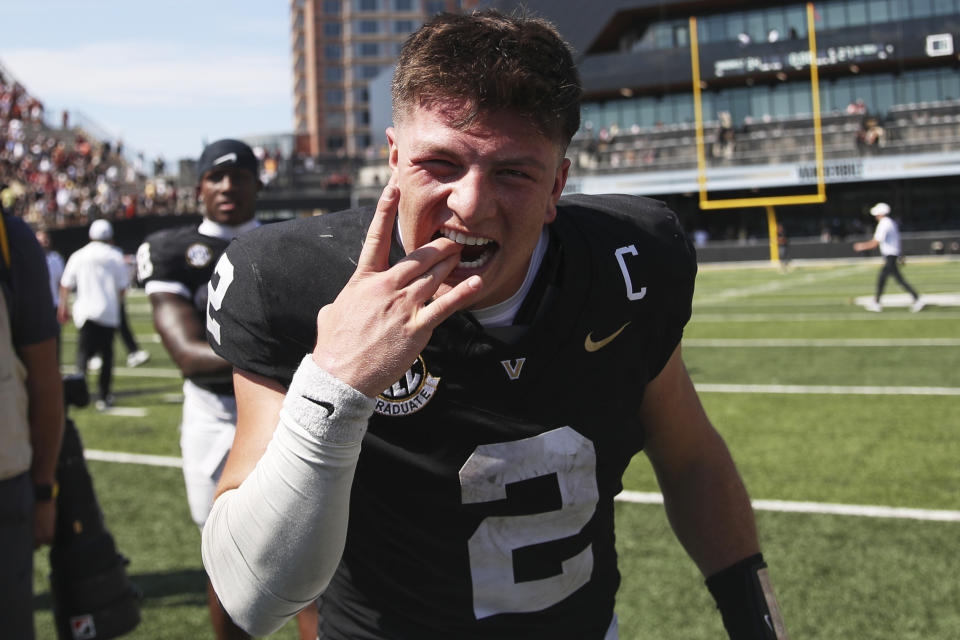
282, 354, 376, 444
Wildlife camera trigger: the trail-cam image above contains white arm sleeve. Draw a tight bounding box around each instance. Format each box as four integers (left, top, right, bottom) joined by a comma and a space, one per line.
201, 355, 376, 636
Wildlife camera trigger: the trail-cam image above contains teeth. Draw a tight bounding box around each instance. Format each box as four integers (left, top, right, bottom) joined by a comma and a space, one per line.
441, 229, 492, 246
459, 253, 491, 269
437, 229, 494, 269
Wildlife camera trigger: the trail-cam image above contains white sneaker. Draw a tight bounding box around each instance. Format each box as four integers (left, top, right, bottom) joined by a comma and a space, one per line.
864, 300, 883, 312
910, 299, 926, 313
88, 356, 103, 370
127, 350, 150, 367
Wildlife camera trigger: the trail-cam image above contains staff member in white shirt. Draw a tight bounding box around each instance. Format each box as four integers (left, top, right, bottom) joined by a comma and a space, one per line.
58, 219, 131, 410
854, 202, 924, 313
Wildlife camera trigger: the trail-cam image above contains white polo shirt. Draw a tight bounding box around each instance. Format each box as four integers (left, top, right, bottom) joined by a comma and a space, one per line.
873, 216, 901, 257
60, 240, 131, 328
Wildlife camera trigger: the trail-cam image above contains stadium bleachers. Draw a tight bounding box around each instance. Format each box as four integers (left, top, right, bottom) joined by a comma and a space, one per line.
0, 61, 153, 229
568, 101, 960, 174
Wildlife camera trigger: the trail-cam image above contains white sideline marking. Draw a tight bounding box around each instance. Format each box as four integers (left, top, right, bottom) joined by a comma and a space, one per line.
60, 365, 181, 378
685, 338, 960, 347
99, 407, 148, 417
855, 292, 960, 309
616, 491, 960, 522
693, 312, 960, 322
695, 383, 960, 396
109, 366, 182, 378
85, 449, 182, 468
61, 333, 163, 343
84, 451, 959, 523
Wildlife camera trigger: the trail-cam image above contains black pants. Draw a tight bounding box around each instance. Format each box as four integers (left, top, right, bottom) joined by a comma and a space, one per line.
876, 255, 919, 301
77, 321, 116, 401
0, 472, 35, 640
118, 301, 139, 354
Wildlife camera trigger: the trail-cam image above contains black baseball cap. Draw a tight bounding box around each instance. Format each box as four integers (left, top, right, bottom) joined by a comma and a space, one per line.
196, 139, 259, 183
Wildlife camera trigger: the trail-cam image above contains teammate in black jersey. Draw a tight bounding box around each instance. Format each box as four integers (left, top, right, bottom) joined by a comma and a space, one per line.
202, 11, 788, 640
137, 139, 317, 640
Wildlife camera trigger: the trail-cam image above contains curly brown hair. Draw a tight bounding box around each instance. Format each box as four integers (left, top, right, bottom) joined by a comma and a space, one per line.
391, 9, 582, 150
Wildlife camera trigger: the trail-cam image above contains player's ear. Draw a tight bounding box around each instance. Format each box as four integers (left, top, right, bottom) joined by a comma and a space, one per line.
386, 127, 399, 173
545, 158, 570, 224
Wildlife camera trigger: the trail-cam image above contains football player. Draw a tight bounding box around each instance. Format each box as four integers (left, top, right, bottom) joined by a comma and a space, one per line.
136, 139, 318, 639
202, 11, 788, 640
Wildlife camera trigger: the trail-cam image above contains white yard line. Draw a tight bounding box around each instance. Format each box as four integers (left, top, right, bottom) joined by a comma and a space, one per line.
616, 491, 960, 522
81, 451, 959, 523
692, 312, 960, 321
85, 449, 182, 468
61, 333, 164, 343
695, 382, 960, 396
684, 338, 960, 347
98, 407, 148, 417
60, 365, 182, 378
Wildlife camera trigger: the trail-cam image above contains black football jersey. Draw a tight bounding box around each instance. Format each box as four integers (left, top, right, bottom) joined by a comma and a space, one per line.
208, 194, 697, 639
137, 225, 232, 394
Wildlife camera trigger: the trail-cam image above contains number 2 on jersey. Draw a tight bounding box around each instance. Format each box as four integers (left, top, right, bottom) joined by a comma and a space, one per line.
460, 427, 599, 619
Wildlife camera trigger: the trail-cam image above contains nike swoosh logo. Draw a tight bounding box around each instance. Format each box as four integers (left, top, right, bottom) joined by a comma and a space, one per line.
303, 396, 335, 417
584, 322, 631, 352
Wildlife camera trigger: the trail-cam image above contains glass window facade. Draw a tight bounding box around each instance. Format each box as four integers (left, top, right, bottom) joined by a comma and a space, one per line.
576, 0, 960, 136
355, 64, 384, 79
694, 0, 960, 47
581, 68, 960, 132
356, 42, 381, 57
356, 20, 381, 34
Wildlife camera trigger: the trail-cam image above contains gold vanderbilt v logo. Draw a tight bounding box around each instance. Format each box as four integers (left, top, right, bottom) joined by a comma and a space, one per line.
500, 358, 526, 380
584, 322, 631, 352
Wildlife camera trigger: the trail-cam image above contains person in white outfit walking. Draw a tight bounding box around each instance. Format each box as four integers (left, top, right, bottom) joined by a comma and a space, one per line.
58, 219, 131, 409
853, 202, 924, 313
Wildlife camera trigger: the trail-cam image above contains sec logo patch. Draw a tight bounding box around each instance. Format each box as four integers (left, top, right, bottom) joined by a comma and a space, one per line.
185, 243, 213, 268
375, 355, 440, 417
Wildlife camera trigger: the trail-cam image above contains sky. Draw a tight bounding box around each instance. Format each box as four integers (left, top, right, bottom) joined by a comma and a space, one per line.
1, 1, 293, 165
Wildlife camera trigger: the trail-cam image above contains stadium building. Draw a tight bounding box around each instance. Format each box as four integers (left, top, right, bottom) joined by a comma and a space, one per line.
290, 0, 480, 157
487, 0, 960, 259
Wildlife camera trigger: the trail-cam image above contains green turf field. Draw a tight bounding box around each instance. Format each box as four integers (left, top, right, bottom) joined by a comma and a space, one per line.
33, 256, 959, 639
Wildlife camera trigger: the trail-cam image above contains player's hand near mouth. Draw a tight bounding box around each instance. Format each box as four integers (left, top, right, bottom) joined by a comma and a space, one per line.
311, 181, 484, 398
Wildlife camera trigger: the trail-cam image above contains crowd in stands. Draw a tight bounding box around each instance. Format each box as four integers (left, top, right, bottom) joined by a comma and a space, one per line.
0, 65, 190, 229
2, 68, 129, 228
1, 58, 329, 230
